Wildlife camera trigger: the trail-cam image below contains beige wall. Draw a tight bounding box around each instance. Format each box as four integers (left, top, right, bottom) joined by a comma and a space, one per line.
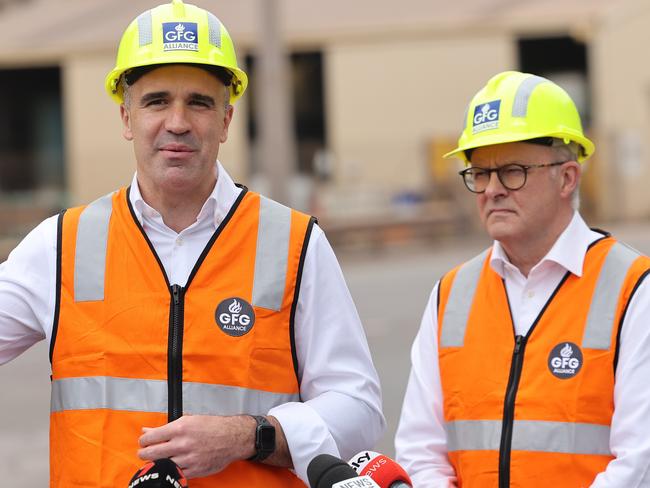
63, 53, 136, 206
219, 92, 250, 184
591, 1, 650, 220
61, 12, 650, 224
325, 34, 515, 194
10, 0, 650, 223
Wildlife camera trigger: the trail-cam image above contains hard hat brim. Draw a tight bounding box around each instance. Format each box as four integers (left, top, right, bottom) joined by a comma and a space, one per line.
105, 60, 248, 104
444, 131, 595, 164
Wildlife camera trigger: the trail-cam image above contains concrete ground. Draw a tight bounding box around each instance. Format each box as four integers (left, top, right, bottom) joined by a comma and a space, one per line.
1, 220, 649, 485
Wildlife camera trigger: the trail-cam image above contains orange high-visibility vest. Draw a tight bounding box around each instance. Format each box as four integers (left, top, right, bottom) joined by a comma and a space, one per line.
50, 186, 313, 487
437, 236, 650, 488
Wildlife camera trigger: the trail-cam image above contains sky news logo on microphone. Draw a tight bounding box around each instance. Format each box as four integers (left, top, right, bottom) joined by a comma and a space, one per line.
307, 453, 381, 488
350, 451, 386, 473
349, 450, 412, 487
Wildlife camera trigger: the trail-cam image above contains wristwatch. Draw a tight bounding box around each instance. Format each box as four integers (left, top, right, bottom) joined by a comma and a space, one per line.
248, 415, 276, 462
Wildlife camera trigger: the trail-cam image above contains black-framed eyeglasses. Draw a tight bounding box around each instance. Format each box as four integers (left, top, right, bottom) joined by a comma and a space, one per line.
458, 161, 568, 193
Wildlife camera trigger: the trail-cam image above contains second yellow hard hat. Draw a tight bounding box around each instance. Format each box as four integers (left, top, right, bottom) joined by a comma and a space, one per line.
445, 71, 594, 163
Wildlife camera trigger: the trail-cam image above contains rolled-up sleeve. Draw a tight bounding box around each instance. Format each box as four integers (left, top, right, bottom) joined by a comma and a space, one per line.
268, 225, 385, 483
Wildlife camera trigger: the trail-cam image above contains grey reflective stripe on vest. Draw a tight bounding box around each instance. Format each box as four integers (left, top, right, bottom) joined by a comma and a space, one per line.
51, 376, 166, 413
51, 376, 299, 415
137, 10, 153, 47
445, 419, 611, 456
74, 193, 114, 302
511, 75, 546, 118
207, 12, 222, 48
74, 193, 293, 308
583, 242, 640, 350
183, 382, 298, 416
440, 250, 489, 347
252, 197, 291, 311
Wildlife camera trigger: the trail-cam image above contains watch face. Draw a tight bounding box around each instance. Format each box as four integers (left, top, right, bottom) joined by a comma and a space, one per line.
259, 424, 276, 449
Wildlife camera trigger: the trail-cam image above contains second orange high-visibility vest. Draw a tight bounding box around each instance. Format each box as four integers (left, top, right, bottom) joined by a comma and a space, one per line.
437, 236, 650, 487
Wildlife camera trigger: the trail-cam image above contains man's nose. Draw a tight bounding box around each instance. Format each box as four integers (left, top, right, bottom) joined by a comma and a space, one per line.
483, 169, 507, 197
165, 103, 191, 134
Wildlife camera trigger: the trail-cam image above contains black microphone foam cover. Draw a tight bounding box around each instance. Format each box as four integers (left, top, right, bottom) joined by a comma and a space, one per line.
307, 453, 360, 488
127, 458, 188, 487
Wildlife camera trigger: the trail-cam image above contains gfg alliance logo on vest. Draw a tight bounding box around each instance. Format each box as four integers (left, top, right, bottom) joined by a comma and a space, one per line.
548, 342, 583, 379
215, 298, 256, 337
162, 22, 198, 51
472, 100, 501, 134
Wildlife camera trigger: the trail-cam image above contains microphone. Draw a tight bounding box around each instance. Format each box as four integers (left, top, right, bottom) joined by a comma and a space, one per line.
127, 458, 188, 488
349, 451, 412, 488
308, 453, 380, 488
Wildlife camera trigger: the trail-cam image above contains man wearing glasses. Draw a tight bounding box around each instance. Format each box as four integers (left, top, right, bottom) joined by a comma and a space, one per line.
395, 71, 650, 487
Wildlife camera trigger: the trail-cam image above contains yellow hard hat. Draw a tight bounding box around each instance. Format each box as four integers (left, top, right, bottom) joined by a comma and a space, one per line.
444, 71, 594, 163
105, 0, 248, 104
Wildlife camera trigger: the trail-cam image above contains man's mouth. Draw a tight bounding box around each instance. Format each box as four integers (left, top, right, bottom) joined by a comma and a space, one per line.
488, 208, 515, 216
159, 143, 194, 153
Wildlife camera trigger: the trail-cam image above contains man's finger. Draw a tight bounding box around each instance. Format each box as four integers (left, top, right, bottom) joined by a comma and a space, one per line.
138, 443, 173, 461
139, 424, 173, 447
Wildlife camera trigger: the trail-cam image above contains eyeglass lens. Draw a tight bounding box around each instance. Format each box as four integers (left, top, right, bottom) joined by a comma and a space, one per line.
462, 164, 527, 193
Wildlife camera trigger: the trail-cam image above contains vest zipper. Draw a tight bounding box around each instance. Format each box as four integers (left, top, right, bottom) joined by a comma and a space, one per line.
168, 284, 185, 422
499, 334, 526, 488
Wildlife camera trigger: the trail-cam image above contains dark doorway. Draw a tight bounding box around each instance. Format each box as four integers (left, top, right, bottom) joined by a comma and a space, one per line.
0, 66, 65, 192
245, 51, 326, 175
518, 35, 590, 126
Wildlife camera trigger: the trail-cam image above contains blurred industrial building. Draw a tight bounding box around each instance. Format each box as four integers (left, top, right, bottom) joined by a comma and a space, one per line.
0, 0, 648, 253
2, 2, 650, 484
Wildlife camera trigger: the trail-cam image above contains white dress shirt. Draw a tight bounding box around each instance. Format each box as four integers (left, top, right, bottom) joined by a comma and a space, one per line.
395, 212, 650, 487
0, 162, 385, 485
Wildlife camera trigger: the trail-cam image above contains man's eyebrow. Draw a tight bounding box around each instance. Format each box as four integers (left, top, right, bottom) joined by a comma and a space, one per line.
189, 93, 216, 107
139, 91, 169, 105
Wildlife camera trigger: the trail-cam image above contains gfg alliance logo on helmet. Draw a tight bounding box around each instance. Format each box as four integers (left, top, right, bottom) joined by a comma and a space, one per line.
215, 298, 256, 337
548, 342, 583, 379
472, 100, 501, 134
163, 22, 199, 52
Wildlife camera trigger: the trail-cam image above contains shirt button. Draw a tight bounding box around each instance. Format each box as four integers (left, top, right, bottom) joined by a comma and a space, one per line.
176, 236, 184, 246
527, 290, 535, 298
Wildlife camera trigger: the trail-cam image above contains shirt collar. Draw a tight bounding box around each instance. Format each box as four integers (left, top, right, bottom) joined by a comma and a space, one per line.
129, 161, 242, 230
490, 211, 603, 279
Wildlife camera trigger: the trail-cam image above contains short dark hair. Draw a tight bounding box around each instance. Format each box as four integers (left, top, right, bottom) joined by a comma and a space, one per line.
123, 63, 233, 88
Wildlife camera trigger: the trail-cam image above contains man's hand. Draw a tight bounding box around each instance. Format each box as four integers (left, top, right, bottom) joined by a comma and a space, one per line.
138, 415, 257, 479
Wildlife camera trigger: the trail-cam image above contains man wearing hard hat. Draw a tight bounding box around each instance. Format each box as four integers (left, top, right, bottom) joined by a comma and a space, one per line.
395, 71, 650, 486
0, 1, 384, 486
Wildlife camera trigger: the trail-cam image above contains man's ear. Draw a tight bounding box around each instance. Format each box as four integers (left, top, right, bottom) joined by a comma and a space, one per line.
560, 161, 581, 199
120, 104, 134, 141
219, 104, 234, 144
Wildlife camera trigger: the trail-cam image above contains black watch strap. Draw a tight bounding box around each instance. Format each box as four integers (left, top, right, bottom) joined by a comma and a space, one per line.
247, 415, 276, 462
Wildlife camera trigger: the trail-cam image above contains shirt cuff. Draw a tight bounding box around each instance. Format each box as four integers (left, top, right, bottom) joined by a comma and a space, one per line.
268, 401, 340, 484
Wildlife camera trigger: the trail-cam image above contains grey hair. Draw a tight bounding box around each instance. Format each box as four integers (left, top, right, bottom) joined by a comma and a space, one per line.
121, 76, 132, 108
549, 138, 581, 210
550, 138, 580, 163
